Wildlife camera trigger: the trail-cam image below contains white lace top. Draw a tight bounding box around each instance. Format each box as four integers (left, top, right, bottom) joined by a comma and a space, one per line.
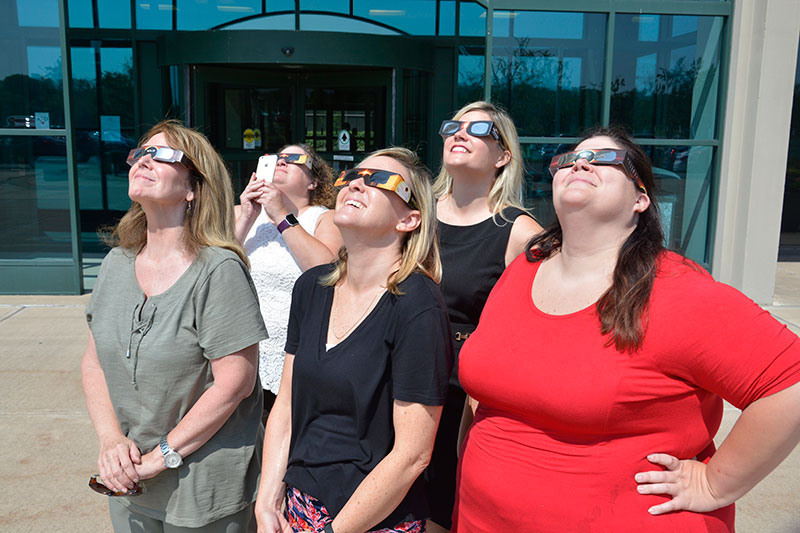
243, 205, 328, 393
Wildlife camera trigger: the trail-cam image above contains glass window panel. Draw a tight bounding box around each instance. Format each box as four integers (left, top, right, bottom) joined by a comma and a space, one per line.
177, 0, 260, 30
299, 14, 400, 35
17, 0, 59, 27
637, 14, 660, 42
0, 135, 72, 258
223, 14, 295, 30
98, 0, 131, 28
67, 0, 94, 28
611, 14, 723, 139
779, 42, 800, 252
353, 1, 436, 35
457, 47, 484, 107
494, 11, 584, 40
136, 1, 173, 30
491, 11, 605, 137
459, 1, 485, 37
645, 144, 714, 262
0, 41, 65, 129
301, 0, 348, 13
267, 0, 294, 11
439, 0, 455, 36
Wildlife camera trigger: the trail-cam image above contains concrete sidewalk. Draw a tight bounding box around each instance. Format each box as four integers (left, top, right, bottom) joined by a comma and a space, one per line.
1, 267, 800, 533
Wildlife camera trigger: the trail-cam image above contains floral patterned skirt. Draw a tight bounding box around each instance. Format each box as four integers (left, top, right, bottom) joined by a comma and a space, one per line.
285, 486, 425, 533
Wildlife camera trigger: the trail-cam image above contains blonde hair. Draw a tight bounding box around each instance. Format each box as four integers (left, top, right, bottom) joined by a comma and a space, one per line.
433, 101, 527, 221
280, 143, 337, 208
104, 119, 249, 267
322, 147, 441, 294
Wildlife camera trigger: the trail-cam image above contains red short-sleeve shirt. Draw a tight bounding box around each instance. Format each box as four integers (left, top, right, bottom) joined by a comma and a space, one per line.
454, 252, 800, 532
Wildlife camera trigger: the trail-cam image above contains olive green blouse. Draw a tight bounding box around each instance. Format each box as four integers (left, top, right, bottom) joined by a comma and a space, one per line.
86, 246, 268, 527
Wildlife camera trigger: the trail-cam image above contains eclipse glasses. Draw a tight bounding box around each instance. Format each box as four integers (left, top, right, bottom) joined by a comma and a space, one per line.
334, 168, 417, 208
126, 145, 193, 169
439, 120, 503, 146
549, 148, 647, 194
278, 152, 312, 169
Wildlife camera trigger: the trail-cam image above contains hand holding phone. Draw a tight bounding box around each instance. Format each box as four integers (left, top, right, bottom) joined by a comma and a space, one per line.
256, 154, 278, 182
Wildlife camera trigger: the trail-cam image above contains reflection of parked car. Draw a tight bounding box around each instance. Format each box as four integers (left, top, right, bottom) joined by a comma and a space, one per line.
667, 147, 690, 173
33, 136, 67, 157
75, 129, 137, 164
7, 115, 35, 128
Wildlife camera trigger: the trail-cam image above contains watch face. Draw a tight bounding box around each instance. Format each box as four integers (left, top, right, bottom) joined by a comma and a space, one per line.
285, 213, 299, 225
165, 452, 182, 468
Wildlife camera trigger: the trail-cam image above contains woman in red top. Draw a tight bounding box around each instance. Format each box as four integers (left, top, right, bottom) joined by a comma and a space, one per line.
454, 126, 800, 532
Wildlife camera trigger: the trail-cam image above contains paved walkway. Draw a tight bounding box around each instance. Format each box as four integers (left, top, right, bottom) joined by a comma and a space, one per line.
1, 266, 800, 532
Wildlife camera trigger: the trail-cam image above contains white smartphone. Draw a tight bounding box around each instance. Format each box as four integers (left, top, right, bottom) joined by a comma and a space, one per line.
256, 154, 278, 182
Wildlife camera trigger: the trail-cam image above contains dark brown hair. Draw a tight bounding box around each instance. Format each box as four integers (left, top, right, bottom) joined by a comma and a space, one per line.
280, 143, 337, 208
525, 124, 664, 351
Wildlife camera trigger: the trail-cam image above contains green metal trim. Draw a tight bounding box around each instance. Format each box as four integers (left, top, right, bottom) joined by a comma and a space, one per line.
59, 0, 83, 294
484, 0, 493, 101
519, 137, 720, 146
601, 9, 615, 125
0, 129, 68, 136
0, 261, 82, 295
489, 1, 730, 16
705, 1, 735, 268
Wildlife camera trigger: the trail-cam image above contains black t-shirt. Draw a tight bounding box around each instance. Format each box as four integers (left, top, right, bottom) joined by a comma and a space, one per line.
283, 264, 454, 528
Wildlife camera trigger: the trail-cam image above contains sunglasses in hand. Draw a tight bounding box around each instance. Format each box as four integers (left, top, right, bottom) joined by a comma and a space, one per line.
89, 474, 142, 497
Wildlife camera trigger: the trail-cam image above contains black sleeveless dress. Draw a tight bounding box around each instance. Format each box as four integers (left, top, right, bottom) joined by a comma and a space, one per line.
425, 206, 529, 527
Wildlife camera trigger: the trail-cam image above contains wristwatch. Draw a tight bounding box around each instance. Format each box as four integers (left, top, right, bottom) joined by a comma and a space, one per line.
159, 436, 183, 469
276, 213, 300, 234
323, 524, 335, 533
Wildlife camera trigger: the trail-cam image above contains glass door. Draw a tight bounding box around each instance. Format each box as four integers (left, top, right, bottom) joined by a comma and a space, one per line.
196, 65, 390, 192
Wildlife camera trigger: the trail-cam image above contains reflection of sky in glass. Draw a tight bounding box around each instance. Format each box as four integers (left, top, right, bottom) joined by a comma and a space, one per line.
299, 14, 400, 34
17, 0, 59, 27
70, 47, 96, 81
101, 48, 133, 75
672, 16, 698, 37
353, 1, 435, 35
635, 53, 656, 92
136, 2, 173, 30
27, 46, 62, 79
177, 0, 261, 30
439, 0, 455, 35
670, 45, 696, 70
223, 14, 295, 30
67, 0, 94, 28
458, 55, 484, 86
267, 0, 295, 11
637, 15, 660, 42
301, 0, 348, 13
494, 11, 584, 40
98, 0, 131, 28
459, 1, 485, 37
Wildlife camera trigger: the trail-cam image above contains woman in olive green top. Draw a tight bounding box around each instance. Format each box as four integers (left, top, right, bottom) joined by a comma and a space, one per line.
81, 120, 268, 531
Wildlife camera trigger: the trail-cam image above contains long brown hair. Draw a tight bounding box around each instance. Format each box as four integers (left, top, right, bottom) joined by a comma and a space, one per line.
525, 125, 664, 351
105, 119, 249, 266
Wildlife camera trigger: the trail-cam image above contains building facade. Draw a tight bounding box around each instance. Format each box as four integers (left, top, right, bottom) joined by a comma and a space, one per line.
1, 0, 798, 302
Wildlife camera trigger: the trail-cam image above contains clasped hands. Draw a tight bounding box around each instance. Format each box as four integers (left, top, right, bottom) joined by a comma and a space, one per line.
96, 433, 166, 494
240, 173, 290, 225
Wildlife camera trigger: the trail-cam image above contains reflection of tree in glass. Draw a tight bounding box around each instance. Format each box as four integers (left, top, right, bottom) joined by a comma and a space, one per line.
489, 37, 601, 138
611, 57, 712, 139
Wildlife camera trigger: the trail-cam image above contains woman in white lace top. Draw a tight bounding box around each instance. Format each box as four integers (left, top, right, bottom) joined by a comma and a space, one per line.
234, 144, 342, 405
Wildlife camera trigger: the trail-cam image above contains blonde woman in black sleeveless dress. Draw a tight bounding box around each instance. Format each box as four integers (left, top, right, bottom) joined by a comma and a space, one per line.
425, 101, 542, 532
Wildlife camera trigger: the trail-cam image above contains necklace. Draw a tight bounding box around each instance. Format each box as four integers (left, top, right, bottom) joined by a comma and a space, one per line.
331, 285, 384, 341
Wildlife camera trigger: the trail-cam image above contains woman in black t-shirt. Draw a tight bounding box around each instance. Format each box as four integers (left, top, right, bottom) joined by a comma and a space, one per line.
256, 147, 454, 533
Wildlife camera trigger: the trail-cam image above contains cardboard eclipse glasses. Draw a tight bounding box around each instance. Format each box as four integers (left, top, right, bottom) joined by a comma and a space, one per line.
335, 168, 417, 208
